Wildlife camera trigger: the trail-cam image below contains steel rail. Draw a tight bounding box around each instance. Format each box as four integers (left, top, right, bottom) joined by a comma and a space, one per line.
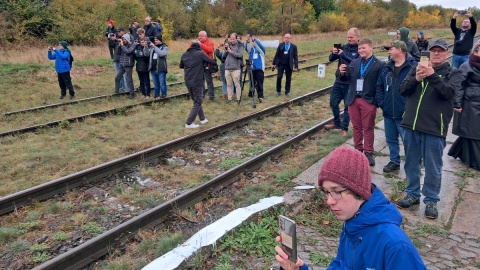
32, 112, 334, 270
0, 86, 332, 216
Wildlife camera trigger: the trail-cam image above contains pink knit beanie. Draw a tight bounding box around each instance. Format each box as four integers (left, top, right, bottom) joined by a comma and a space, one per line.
318, 147, 372, 200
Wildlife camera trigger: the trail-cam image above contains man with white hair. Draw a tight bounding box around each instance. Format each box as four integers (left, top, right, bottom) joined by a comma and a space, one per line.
197, 30, 216, 100
451, 10, 477, 68
143, 16, 157, 43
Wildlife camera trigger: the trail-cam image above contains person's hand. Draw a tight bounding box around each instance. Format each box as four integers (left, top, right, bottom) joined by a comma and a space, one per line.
454, 108, 463, 113
332, 47, 339, 54
453, 11, 459, 19
275, 236, 304, 270
293, 68, 298, 72
271, 65, 276, 71
415, 63, 433, 81
339, 64, 347, 75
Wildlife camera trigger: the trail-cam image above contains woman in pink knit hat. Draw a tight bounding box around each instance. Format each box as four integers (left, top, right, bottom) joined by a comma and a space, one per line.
274, 146, 426, 270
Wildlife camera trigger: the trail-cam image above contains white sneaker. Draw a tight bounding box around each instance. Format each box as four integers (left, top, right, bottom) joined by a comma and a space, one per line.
200, 119, 208, 124
185, 123, 199, 128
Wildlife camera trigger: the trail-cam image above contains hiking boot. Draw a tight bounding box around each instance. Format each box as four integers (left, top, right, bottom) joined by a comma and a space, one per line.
276, 92, 281, 97
128, 94, 135, 99
325, 124, 340, 130
365, 152, 375, 166
395, 196, 420, 209
285, 93, 290, 97
185, 123, 199, 129
383, 161, 400, 173
59, 95, 65, 99
69, 95, 75, 100
425, 203, 438, 219
259, 98, 263, 103
200, 119, 208, 125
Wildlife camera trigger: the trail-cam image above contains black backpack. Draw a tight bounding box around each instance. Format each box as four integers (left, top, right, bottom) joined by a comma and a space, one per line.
69, 53, 74, 68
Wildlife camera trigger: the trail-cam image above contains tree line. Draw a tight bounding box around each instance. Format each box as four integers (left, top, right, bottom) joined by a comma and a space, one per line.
1, 0, 479, 46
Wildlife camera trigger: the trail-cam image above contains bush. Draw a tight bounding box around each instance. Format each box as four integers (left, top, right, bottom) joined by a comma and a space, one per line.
316, 12, 349, 32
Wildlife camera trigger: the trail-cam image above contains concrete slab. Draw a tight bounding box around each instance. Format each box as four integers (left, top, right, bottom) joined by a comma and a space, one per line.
464, 176, 480, 194
451, 191, 480, 237
293, 153, 329, 187
398, 171, 460, 226
442, 144, 468, 172
446, 121, 458, 144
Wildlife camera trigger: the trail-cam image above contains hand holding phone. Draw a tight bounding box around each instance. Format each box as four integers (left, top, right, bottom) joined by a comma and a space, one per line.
279, 215, 297, 263
420, 51, 430, 66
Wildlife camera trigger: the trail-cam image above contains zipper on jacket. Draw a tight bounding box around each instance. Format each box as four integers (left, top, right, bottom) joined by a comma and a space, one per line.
413, 80, 428, 130
440, 113, 444, 136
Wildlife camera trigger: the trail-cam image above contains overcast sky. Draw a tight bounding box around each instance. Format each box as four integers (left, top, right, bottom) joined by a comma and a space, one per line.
409, 0, 476, 10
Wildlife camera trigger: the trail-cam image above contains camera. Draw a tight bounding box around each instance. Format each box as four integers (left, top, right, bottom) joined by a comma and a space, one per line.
108, 33, 115, 38
48, 46, 53, 51
458, 10, 467, 15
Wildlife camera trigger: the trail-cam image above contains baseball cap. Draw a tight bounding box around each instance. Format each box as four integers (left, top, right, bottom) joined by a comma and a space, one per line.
384, 40, 408, 52
428, 39, 448, 51
117, 27, 125, 32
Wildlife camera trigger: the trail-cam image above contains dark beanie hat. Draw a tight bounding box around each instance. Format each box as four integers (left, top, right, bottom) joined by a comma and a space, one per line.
154, 34, 163, 42
318, 147, 372, 200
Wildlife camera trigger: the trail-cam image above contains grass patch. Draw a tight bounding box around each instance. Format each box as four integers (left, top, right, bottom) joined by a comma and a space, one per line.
81, 222, 106, 236
53, 231, 69, 242
389, 179, 407, 202
310, 251, 335, 266
455, 179, 469, 190
234, 183, 283, 207
296, 192, 342, 237
5, 240, 31, 255
454, 170, 475, 178
219, 157, 245, 170
272, 169, 300, 187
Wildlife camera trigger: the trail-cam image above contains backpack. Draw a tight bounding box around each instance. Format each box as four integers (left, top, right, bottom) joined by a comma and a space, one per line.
69, 53, 74, 68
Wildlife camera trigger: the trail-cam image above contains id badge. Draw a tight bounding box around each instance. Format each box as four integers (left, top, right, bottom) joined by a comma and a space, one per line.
284, 51, 288, 55
253, 53, 258, 59
356, 79, 364, 92
153, 53, 158, 60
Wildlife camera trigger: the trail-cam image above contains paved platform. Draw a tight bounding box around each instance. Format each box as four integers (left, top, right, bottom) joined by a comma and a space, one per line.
282, 120, 480, 269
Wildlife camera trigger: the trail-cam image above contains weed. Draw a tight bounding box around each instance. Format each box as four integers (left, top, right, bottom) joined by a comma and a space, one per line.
273, 169, 300, 187
115, 107, 127, 115
58, 120, 71, 129
412, 224, 448, 237
102, 260, 132, 270
53, 231, 69, 242
452, 259, 464, 267
219, 157, 245, 170
31, 252, 51, 263
310, 251, 334, 266
81, 222, 106, 236
15, 221, 43, 231
234, 183, 283, 207
25, 211, 42, 222
134, 195, 165, 208
47, 202, 62, 214
243, 145, 267, 156
91, 206, 108, 214
166, 73, 179, 82
473, 260, 480, 268
5, 240, 31, 254
454, 170, 475, 178
454, 179, 469, 190
389, 180, 407, 202
71, 213, 89, 225
454, 196, 464, 204
296, 193, 342, 237
30, 243, 50, 252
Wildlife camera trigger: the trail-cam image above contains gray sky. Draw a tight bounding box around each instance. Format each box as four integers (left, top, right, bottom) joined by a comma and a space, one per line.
409, 0, 476, 10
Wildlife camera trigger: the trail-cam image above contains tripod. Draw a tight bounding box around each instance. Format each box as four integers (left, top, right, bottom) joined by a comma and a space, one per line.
240, 59, 257, 108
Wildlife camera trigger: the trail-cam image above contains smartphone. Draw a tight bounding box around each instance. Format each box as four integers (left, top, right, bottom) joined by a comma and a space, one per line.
420, 51, 430, 65
279, 215, 297, 263
334, 43, 342, 50
458, 10, 467, 15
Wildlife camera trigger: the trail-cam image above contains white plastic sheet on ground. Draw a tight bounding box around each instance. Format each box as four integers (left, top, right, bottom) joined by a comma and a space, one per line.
142, 196, 284, 270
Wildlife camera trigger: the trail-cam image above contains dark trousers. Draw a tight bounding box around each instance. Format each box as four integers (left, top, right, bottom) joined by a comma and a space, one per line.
108, 46, 114, 59
115, 66, 134, 95
57, 72, 75, 97
137, 71, 151, 97
204, 70, 215, 99
186, 86, 206, 125
276, 65, 292, 94
251, 70, 264, 98
330, 82, 350, 131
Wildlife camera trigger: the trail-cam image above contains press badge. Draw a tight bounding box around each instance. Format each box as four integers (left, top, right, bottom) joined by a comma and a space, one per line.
253, 53, 258, 59
284, 51, 288, 55
153, 53, 158, 60
356, 79, 364, 92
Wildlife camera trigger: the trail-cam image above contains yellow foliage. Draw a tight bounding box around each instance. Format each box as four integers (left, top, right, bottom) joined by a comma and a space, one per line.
404, 9, 441, 29
156, 17, 173, 44
316, 12, 349, 33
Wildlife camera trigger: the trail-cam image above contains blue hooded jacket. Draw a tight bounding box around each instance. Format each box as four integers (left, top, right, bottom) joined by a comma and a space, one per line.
375, 54, 417, 119
48, 49, 71, 73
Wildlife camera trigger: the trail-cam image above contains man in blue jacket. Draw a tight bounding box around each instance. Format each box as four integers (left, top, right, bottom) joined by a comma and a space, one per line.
376, 40, 417, 173
245, 31, 266, 102
275, 147, 426, 270
325, 28, 360, 136
48, 41, 75, 99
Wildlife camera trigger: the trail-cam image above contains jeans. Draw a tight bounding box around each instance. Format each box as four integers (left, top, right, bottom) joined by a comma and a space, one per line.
452, 54, 469, 69
403, 129, 446, 204
186, 86, 206, 125
151, 69, 160, 97
158, 72, 167, 96
58, 72, 75, 97
114, 62, 125, 92
115, 65, 134, 95
276, 65, 292, 94
329, 82, 350, 131
137, 71, 151, 97
384, 117, 405, 165
348, 97, 377, 153
219, 63, 227, 94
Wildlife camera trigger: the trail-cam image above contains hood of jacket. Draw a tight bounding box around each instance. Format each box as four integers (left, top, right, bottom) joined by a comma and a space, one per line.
344, 185, 402, 238
399, 27, 410, 43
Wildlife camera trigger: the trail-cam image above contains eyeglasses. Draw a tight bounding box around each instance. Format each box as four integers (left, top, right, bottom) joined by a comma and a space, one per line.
320, 188, 349, 200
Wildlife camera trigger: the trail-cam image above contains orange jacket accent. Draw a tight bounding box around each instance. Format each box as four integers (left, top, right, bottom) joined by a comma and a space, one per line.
198, 37, 214, 58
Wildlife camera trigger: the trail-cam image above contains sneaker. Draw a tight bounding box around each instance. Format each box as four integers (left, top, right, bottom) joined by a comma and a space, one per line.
364, 152, 375, 166
339, 130, 347, 136
226, 100, 231, 104
128, 94, 135, 99
276, 92, 281, 97
145, 96, 150, 100
200, 119, 208, 124
154, 96, 160, 100
285, 93, 290, 97
185, 123, 199, 128
325, 124, 341, 130
161, 95, 166, 98
69, 95, 75, 100
383, 161, 400, 173
395, 196, 420, 209
259, 98, 263, 103
237, 100, 241, 105
59, 95, 65, 99
425, 203, 438, 219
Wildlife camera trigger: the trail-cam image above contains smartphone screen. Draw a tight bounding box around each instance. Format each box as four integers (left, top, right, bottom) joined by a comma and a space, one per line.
279, 215, 297, 263
420, 51, 430, 65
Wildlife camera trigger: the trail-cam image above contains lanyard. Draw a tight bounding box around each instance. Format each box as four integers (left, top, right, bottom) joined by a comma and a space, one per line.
360, 57, 373, 78
285, 43, 290, 52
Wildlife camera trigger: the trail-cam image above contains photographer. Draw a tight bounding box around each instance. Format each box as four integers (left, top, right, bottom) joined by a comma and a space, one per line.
215, 38, 228, 100
48, 41, 75, 99
224, 33, 244, 104
115, 33, 138, 99
135, 37, 151, 99
105, 20, 116, 59
129, 21, 139, 40
245, 31, 266, 102
143, 16, 157, 43
149, 34, 169, 99
451, 10, 477, 68
113, 27, 126, 94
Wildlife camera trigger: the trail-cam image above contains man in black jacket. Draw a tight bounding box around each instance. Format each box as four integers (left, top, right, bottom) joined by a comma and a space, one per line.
451, 10, 477, 68
325, 27, 360, 136
396, 39, 463, 219
272, 33, 298, 97
180, 41, 217, 128
143, 16, 157, 43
